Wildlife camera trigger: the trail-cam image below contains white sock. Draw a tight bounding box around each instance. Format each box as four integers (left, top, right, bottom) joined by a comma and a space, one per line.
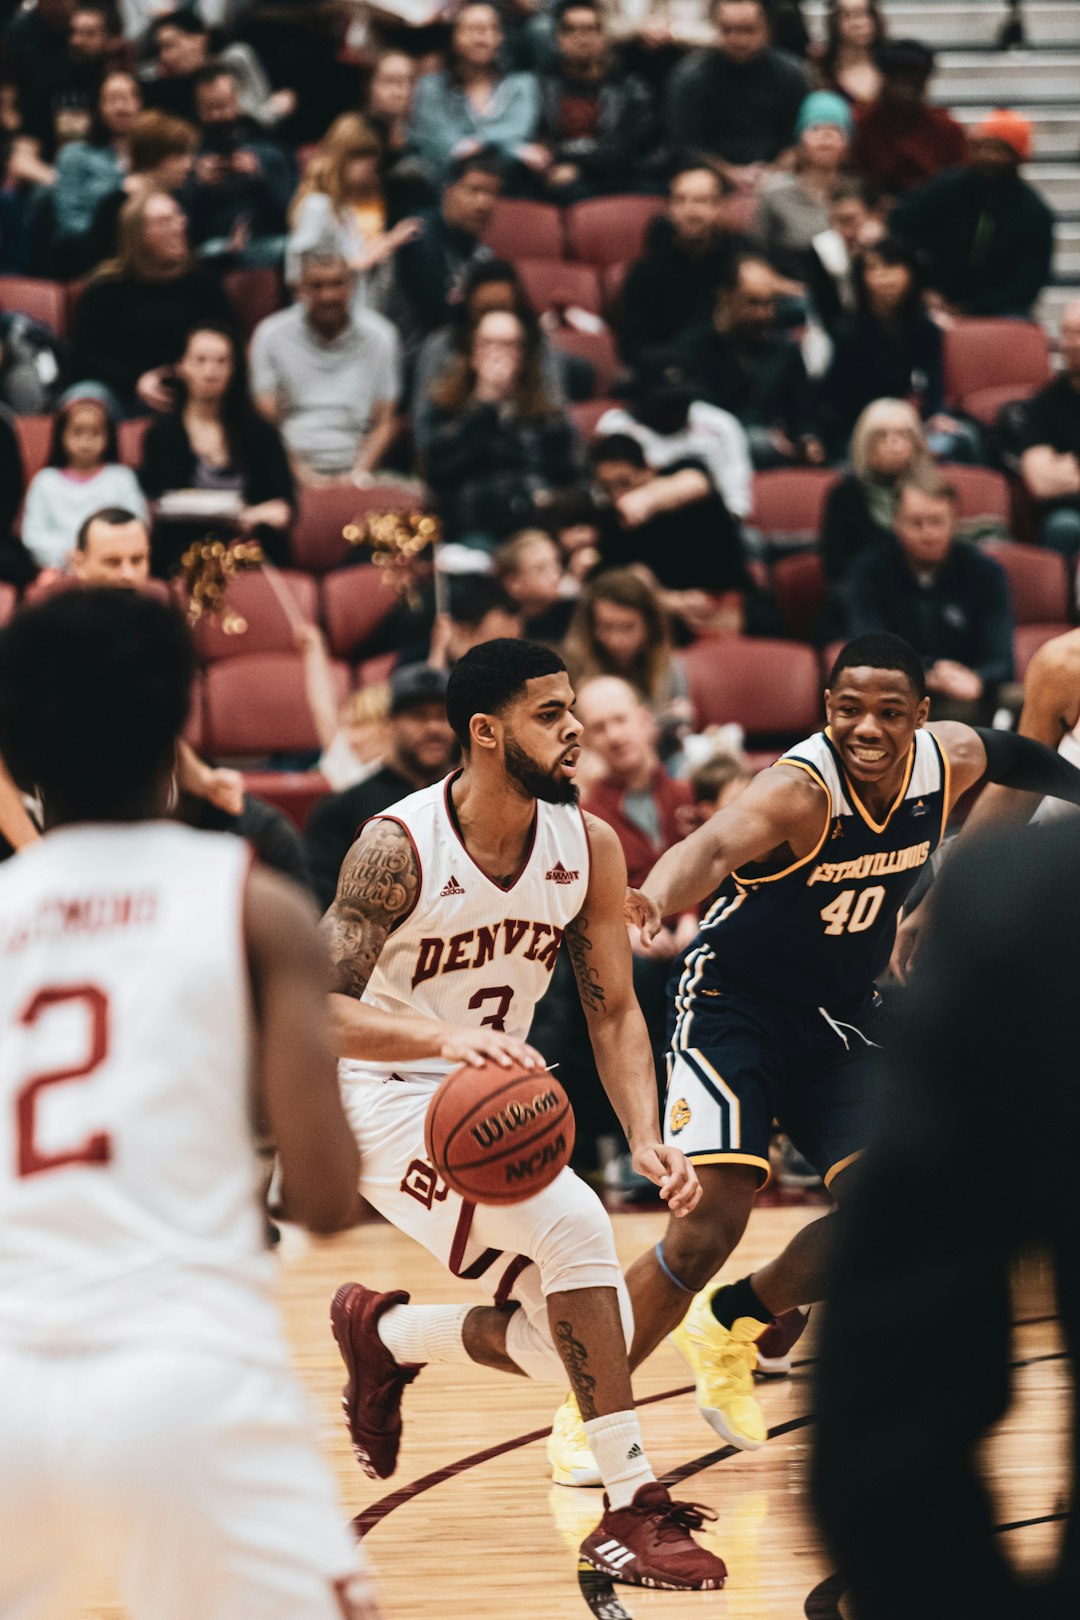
377, 1304, 472, 1367
582, 1410, 656, 1509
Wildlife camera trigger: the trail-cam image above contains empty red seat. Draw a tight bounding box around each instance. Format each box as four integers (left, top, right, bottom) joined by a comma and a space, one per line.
564, 196, 664, 267
771, 551, 827, 642
13, 415, 52, 485
750, 469, 839, 546
943, 319, 1051, 425
551, 324, 621, 397
514, 257, 602, 315
485, 199, 563, 260
0, 276, 67, 335
983, 538, 1069, 623
204, 652, 348, 756
355, 650, 397, 688
291, 483, 419, 575
184, 670, 206, 754
942, 463, 1011, 526
1014, 622, 1070, 679
321, 564, 402, 661
601, 260, 629, 321
191, 568, 318, 662
682, 636, 823, 747
223, 266, 283, 342
118, 416, 151, 468
241, 770, 330, 828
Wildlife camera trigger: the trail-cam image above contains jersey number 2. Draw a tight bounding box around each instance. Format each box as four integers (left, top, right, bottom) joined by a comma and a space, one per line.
15, 985, 112, 1178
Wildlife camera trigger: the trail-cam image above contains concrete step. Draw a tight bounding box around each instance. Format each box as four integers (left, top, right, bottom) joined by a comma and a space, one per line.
1026, 163, 1080, 212
933, 51, 1080, 103
1054, 221, 1080, 278
954, 107, 1080, 159
803, 3, 1080, 51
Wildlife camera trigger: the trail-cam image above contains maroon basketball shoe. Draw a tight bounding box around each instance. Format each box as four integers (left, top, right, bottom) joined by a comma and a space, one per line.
754, 1307, 811, 1378
579, 1483, 727, 1590
330, 1283, 420, 1479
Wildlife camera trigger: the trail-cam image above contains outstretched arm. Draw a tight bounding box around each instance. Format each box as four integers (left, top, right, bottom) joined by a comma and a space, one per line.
325, 817, 544, 1070
569, 815, 700, 1215
626, 766, 828, 942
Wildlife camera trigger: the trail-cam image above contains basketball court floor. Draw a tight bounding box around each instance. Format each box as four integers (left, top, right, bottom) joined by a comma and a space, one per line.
80, 1199, 1067, 1619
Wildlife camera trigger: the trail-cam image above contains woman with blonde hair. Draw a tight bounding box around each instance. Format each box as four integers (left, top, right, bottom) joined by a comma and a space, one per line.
821, 396, 932, 583
286, 113, 420, 314
563, 568, 691, 738
69, 190, 234, 417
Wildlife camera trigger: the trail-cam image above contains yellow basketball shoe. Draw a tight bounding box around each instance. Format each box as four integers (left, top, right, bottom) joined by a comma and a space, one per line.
547, 1393, 602, 1487
670, 1290, 768, 1450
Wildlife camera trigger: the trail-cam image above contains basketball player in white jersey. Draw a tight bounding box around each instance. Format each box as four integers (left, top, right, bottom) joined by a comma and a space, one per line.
892, 624, 1080, 980
325, 638, 727, 1591
0, 588, 380, 1620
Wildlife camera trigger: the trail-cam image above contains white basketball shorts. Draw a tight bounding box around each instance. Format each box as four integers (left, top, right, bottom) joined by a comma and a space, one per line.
0, 1343, 364, 1620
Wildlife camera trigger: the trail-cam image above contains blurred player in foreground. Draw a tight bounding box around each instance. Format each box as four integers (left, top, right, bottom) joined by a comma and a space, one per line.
0, 589, 378, 1620
815, 816, 1080, 1619
324, 638, 727, 1591
621, 631, 1080, 1458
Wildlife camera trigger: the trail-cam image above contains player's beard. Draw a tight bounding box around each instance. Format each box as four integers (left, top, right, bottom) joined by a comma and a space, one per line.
504, 732, 579, 805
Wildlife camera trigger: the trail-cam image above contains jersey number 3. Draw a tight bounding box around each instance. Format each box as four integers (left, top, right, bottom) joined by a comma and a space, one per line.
468, 986, 515, 1031
15, 985, 112, 1179
819, 885, 886, 938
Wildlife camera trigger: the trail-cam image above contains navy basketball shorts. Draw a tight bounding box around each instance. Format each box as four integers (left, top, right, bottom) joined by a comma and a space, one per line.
662, 969, 887, 1190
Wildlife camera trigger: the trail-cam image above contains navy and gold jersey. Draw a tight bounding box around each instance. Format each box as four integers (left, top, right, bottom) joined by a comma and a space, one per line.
682, 728, 949, 1008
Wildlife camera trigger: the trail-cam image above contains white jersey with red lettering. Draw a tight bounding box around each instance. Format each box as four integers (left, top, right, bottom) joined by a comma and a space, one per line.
339, 771, 591, 1087
0, 821, 283, 1360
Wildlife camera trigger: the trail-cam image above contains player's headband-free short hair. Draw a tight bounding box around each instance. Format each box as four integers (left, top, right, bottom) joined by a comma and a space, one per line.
446, 638, 567, 748
828, 633, 927, 701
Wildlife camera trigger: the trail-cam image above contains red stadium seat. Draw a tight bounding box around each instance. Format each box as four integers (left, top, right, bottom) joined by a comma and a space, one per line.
1014, 622, 1070, 679
191, 568, 318, 662
0, 276, 67, 335
942, 463, 1011, 526
601, 260, 629, 321
321, 564, 401, 661
942, 319, 1051, 425
291, 483, 419, 575
485, 199, 563, 260
184, 671, 207, 754
569, 397, 621, 439
720, 192, 758, 234
514, 257, 602, 315
118, 416, 151, 468
771, 551, 827, 642
356, 650, 397, 688
0, 582, 15, 625
750, 469, 839, 546
983, 538, 1069, 623
223, 266, 283, 342
204, 652, 348, 756
564, 196, 664, 267
13, 414, 53, 484
550, 324, 622, 396
682, 637, 823, 746
241, 770, 329, 829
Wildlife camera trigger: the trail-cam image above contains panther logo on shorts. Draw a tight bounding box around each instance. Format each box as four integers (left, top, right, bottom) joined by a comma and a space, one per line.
670, 1098, 692, 1135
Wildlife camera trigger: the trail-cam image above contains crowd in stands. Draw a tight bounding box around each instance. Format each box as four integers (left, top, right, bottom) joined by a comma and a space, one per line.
0, 0, 1073, 1174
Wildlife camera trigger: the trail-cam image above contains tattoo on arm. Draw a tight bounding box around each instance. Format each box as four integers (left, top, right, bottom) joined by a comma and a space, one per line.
553, 1320, 598, 1421
566, 913, 606, 1017
322, 819, 419, 1000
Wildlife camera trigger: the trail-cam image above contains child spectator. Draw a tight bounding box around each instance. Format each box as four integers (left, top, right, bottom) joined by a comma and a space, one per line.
21, 397, 147, 572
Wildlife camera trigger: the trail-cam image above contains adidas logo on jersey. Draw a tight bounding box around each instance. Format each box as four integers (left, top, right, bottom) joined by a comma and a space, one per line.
439, 875, 466, 897
545, 861, 579, 884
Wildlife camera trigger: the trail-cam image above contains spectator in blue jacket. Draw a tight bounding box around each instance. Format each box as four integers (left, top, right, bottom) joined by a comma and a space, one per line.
408, 2, 540, 188
51, 71, 142, 270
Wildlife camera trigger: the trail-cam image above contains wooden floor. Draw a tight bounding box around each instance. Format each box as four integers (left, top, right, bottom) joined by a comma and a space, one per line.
81, 1203, 1067, 1620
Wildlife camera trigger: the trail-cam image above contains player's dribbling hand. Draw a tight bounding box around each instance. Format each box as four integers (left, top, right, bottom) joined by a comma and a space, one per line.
438, 1025, 546, 1071
624, 886, 662, 945
631, 1143, 701, 1216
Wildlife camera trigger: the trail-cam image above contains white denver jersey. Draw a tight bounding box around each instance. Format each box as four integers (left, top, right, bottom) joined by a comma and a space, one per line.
340, 772, 590, 1086
0, 822, 285, 1362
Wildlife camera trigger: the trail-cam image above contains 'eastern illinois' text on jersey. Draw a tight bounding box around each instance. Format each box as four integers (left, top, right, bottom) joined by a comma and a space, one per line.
679, 728, 949, 1009
340, 772, 590, 1087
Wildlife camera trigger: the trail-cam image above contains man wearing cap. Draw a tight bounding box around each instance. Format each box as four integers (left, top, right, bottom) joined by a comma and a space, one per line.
892, 108, 1054, 319
851, 39, 968, 199
304, 665, 458, 912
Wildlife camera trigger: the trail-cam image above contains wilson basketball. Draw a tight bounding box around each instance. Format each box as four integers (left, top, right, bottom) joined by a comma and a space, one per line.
425, 1061, 575, 1205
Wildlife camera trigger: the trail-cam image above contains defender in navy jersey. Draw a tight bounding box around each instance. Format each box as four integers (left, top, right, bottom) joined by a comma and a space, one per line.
617, 633, 1080, 1457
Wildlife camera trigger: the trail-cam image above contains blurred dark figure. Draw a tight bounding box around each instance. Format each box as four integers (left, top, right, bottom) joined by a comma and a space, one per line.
814, 817, 1080, 1620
